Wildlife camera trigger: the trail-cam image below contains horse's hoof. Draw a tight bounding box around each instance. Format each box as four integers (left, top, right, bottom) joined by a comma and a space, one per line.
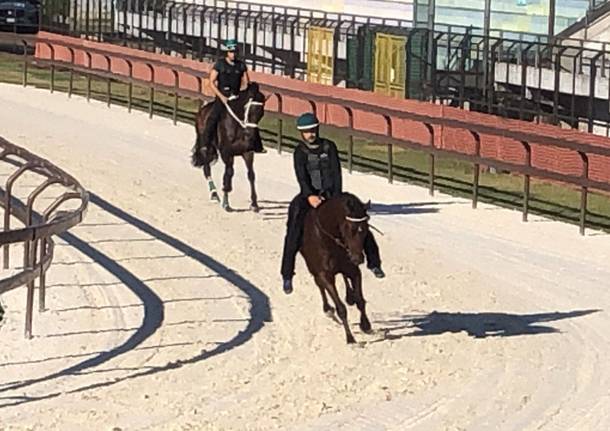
346, 293, 356, 306
324, 306, 335, 317
360, 320, 372, 333
346, 335, 357, 344
250, 204, 260, 213
223, 205, 233, 212
210, 192, 220, 202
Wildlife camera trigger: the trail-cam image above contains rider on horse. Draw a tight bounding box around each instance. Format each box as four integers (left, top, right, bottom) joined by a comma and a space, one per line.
203, 38, 266, 153
280, 113, 385, 294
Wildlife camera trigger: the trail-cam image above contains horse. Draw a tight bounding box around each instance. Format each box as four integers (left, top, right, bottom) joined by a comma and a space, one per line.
191, 82, 267, 212
300, 192, 373, 344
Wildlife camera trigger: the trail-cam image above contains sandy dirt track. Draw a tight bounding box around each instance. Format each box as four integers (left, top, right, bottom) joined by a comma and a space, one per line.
1, 83, 609, 430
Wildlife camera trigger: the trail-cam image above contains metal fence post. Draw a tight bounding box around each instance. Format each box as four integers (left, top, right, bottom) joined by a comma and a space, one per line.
22, 40, 28, 87
470, 131, 481, 208
579, 151, 589, 235
345, 106, 355, 173
276, 94, 283, 153
522, 141, 532, 221
384, 115, 393, 183
425, 123, 435, 195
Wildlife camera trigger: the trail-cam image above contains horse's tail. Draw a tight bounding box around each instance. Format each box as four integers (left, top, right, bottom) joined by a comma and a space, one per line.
191, 129, 218, 167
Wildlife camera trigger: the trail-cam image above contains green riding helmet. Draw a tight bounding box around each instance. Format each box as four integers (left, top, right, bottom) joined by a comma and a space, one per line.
223, 39, 238, 52
296, 112, 320, 131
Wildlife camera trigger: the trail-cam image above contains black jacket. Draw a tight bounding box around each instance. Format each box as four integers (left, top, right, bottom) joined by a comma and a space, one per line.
293, 138, 342, 198
213, 58, 246, 96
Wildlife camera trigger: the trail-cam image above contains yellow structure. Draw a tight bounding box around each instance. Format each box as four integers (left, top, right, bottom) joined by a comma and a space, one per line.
307, 26, 335, 85
374, 33, 407, 98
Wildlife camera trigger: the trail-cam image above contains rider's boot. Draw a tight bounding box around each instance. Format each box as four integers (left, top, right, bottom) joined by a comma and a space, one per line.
282, 278, 293, 295
252, 130, 267, 153
369, 266, 385, 279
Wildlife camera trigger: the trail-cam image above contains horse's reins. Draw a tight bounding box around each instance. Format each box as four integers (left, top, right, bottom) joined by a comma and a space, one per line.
368, 223, 385, 236
315, 209, 385, 255
222, 96, 263, 129
315, 215, 348, 252
315, 212, 371, 253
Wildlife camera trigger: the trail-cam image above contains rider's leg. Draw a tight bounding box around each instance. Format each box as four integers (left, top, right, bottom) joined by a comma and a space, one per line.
281, 195, 309, 293
202, 99, 224, 145
364, 231, 385, 278
251, 128, 267, 153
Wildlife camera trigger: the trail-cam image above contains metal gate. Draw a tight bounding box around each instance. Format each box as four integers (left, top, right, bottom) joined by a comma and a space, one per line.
374, 33, 407, 97
307, 26, 335, 85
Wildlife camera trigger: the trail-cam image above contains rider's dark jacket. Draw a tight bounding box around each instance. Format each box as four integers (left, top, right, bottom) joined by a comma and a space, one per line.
201, 57, 249, 145
213, 58, 247, 97
293, 138, 342, 199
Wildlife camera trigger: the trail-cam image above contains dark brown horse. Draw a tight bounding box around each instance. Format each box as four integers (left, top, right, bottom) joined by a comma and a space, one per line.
300, 192, 373, 344
191, 82, 267, 212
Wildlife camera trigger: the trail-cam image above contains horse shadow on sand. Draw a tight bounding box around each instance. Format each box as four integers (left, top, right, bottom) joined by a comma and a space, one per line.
256, 200, 454, 221
257, 199, 290, 220
372, 309, 600, 341
223, 199, 289, 215
368, 200, 465, 216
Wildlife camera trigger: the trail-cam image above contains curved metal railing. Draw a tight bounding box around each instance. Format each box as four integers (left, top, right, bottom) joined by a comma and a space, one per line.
0, 136, 89, 338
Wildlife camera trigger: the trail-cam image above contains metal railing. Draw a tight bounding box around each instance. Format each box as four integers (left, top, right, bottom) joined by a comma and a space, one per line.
0, 136, 89, 338
431, 32, 610, 136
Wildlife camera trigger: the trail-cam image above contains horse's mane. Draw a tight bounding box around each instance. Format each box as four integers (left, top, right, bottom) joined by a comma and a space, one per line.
246, 81, 260, 94
230, 82, 263, 115
341, 192, 368, 219
235, 82, 261, 101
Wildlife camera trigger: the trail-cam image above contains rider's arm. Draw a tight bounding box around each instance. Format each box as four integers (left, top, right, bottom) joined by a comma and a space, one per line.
328, 141, 342, 196
240, 63, 250, 91
294, 147, 315, 198
209, 66, 227, 103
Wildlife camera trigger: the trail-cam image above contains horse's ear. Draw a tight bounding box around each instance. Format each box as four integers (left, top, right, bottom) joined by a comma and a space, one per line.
365, 200, 371, 211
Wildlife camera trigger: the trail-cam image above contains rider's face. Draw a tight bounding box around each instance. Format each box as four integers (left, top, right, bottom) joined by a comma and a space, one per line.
301, 129, 317, 144
226, 51, 236, 61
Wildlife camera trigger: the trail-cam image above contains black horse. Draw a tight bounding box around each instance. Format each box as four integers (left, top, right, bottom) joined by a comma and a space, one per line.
192, 82, 267, 212
300, 192, 373, 344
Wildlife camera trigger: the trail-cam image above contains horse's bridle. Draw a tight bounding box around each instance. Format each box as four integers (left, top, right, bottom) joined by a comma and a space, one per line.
314, 212, 370, 253
222, 96, 264, 129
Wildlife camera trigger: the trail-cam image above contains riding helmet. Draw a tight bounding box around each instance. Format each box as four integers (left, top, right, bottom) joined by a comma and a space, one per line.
296, 112, 320, 131
223, 39, 238, 52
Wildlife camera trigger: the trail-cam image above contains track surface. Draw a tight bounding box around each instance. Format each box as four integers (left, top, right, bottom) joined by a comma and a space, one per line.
1, 83, 609, 430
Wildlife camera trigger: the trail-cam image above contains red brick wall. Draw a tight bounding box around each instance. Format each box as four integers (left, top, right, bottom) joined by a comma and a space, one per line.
35, 32, 610, 184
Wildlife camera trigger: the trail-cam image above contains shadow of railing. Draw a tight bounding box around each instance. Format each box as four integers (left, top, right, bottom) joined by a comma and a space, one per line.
0, 192, 271, 408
